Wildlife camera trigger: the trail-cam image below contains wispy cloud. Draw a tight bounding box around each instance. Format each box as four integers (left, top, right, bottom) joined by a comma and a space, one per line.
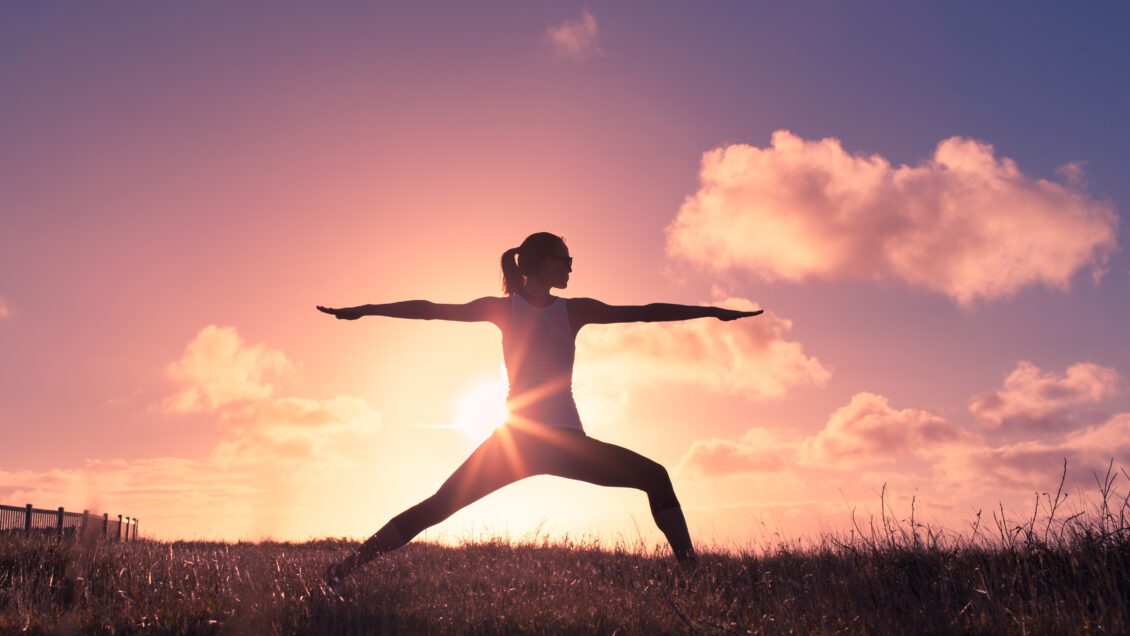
0, 294, 10, 319
209, 395, 380, 468
160, 324, 381, 469
667, 131, 1119, 305
678, 392, 975, 479
678, 360, 1130, 505
545, 8, 601, 61
940, 413, 1130, 491
0, 458, 257, 533
0, 325, 381, 539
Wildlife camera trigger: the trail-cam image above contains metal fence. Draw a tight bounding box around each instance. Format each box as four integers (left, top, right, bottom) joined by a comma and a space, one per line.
0, 503, 139, 541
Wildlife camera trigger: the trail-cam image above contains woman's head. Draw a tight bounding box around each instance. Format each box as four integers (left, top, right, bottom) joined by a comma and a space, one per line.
500, 232, 571, 295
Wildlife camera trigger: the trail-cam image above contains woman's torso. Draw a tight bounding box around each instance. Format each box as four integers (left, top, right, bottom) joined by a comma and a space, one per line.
500, 294, 583, 432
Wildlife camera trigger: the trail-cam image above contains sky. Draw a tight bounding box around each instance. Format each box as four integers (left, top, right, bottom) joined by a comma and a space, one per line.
2, 2, 1129, 550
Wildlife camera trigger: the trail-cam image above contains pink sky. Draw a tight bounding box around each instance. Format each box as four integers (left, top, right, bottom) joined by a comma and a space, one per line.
2, 4, 1128, 550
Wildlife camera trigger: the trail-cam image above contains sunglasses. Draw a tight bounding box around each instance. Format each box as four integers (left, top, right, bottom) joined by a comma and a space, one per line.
549, 256, 573, 266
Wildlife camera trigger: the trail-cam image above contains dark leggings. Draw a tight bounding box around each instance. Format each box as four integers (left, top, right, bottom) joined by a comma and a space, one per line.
391, 423, 681, 542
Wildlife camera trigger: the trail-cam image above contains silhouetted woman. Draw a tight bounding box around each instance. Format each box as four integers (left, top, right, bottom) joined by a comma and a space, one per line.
318, 232, 761, 583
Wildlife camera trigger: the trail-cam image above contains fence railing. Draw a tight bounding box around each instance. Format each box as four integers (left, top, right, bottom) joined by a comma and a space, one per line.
0, 503, 139, 541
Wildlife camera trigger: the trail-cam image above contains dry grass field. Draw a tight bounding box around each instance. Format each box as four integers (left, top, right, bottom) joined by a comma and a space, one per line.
2, 468, 1128, 634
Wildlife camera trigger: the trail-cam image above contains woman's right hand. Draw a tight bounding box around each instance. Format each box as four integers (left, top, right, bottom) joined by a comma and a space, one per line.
714, 308, 764, 321
317, 306, 364, 320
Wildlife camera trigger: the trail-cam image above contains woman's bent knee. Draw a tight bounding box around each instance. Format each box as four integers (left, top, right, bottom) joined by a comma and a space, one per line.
642, 461, 679, 510
644, 460, 671, 487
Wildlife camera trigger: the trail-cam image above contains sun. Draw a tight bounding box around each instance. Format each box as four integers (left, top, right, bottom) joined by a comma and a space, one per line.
452, 376, 509, 442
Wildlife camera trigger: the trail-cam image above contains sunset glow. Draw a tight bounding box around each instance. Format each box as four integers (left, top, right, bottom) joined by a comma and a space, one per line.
452, 375, 510, 443
1, 3, 1128, 551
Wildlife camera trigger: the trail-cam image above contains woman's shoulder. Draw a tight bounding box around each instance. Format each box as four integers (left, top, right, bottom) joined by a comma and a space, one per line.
564, 297, 604, 309
469, 295, 510, 306
563, 297, 606, 331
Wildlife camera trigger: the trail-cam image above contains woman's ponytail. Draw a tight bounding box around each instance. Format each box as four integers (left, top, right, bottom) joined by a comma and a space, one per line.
500, 232, 566, 295
500, 247, 523, 295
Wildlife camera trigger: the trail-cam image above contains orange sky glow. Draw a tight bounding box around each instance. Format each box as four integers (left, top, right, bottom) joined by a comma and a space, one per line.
2, 4, 1129, 552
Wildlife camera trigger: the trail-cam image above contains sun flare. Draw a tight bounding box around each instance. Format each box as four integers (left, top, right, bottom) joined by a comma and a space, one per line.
453, 376, 509, 442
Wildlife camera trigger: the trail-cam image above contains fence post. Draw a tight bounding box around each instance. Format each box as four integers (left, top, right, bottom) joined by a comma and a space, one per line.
125, 517, 131, 542
24, 504, 32, 536
133, 518, 139, 541
102, 513, 108, 539
82, 510, 89, 536
57, 507, 64, 540
116, 515, 122, 541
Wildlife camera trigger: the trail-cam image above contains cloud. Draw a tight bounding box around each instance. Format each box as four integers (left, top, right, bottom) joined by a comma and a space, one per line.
544, 8, 601, 61
162, 325, 295, 413
677, 427, 789, 477
799, 393, 975, 468
0, 392, 380, 539
674, 378, 1130, 534
0, 294, 9, 319
577, 297, 831, 400
668, 374, 1130, 541
210, 395, 380, 468
678, 392, 974, 478
0, 457, 257, 536
969, 361, 1120, 432
666, 131, 1119, 305
941, 413, 1130, 491
160, 325, 380, 468
0, 325, 382, 539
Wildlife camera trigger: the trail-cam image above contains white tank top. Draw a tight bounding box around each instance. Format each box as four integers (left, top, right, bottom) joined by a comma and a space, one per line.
501, 294, 583, 432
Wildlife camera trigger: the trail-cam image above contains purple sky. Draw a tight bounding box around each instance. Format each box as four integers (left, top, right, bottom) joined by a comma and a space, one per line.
1, 3, 1128, 545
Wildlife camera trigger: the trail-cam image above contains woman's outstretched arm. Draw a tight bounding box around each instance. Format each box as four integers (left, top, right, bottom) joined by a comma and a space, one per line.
568, 298, 762, 328
317, 297, 507, 324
